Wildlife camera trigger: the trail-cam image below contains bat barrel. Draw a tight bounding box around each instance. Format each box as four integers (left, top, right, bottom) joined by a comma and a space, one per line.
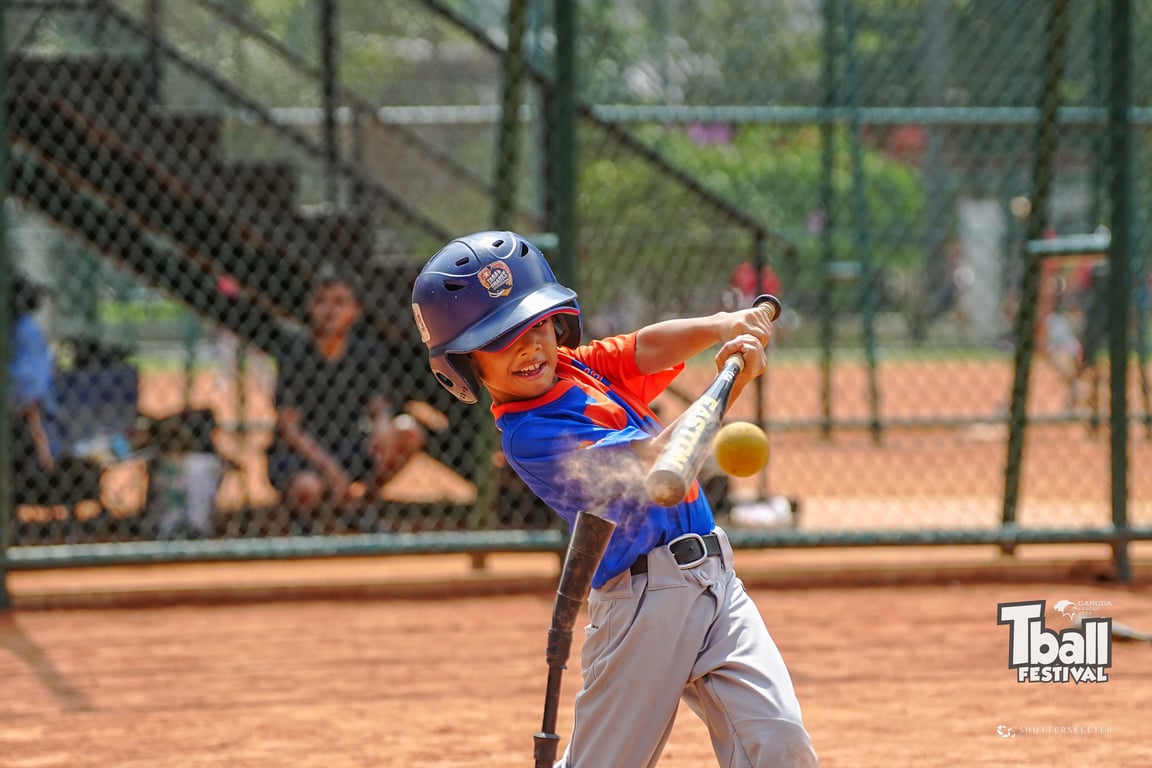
643, 362, 738, 507
644, 468, 689, 508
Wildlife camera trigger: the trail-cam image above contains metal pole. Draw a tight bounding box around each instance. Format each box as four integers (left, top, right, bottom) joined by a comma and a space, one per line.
1090, 0, 1107, 226
1106, 0, 1132, 582
144, 0, 163, 102
753, 231, 772, 500
842, 0, 881, 443
0, 0, 12, 611
473, 0, 531, 535
1001, 0, 1070, 547
1111, 2, 1152, 441
917, 0, 953, 343
818, 0, 839, 440
551, 0, 577, 288
1088, 0, 1110, 431
492, 0, 528, 228
319, 0, 340, 206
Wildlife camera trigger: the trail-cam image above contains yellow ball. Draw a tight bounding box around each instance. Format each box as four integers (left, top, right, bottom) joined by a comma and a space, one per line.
712, 422, 769, 477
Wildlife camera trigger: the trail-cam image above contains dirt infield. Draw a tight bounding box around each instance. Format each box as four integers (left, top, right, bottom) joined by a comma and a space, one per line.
3, 554, 1151, 767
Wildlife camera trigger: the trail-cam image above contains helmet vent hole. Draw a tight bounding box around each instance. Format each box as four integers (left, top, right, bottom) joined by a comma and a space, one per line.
435, 373, 455, 388
454, 257, 470, 267
444, 279, 467, 292
519, 242, 529, 256
492, 239, 504, 247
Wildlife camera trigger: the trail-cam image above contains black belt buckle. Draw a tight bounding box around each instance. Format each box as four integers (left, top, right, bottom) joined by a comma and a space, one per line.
668, 532, 709, 570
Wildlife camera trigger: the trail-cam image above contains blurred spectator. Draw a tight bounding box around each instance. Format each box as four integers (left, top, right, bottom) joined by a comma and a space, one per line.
1071, 260, 1110, 405
8, 273, 62, 499
725, 261, 782, 310
266, 264, 425, 513
1042, 294, 1086, 406
1034, 259, 1086, 408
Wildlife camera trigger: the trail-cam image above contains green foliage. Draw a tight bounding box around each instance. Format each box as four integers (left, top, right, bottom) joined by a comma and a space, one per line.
578, 123, 925, 309
576, 0, 824, 105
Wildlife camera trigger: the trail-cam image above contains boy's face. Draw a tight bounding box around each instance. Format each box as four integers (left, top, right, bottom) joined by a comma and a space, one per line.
309, 281, 361, 337
470, 318, 559, 404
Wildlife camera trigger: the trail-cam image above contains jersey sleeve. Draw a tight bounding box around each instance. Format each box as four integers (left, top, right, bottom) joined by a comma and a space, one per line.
571, 331, 684, 405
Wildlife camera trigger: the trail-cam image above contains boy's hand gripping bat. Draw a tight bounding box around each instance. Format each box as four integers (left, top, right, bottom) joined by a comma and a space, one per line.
644, 294, 781, 507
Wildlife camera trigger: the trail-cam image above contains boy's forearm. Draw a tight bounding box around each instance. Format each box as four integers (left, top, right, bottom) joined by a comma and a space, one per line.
633, 314, 726, 374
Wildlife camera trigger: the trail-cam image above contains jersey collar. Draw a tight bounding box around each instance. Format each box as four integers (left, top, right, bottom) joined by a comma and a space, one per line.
490, 378, 575, 418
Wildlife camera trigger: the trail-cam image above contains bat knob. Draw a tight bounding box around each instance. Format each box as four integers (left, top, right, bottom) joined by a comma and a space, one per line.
534, 733, 562, 768
753, 293, 782, 321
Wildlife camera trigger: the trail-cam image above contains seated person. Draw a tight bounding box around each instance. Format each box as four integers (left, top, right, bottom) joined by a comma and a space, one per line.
8, 273, 63, 503
267, 265, 425, 512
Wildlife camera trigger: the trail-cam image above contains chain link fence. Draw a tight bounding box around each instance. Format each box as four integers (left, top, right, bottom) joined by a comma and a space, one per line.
2, 0, 1150, 569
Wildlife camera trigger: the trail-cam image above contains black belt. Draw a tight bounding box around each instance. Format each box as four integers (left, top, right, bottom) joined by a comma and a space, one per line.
630, 532, 722, 575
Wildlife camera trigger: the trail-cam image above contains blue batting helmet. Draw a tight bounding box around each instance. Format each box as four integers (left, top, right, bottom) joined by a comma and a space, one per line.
411, 231, 582, 403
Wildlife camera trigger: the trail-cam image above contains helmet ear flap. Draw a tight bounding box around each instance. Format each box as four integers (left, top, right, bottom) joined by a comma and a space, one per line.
430, 354, 481, 404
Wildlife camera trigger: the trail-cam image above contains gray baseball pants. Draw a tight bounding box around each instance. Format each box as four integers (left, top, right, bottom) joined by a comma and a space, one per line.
557, 527, 818, 767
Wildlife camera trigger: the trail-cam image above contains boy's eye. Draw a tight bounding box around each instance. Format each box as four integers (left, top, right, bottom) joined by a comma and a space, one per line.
533, 319, 546, 329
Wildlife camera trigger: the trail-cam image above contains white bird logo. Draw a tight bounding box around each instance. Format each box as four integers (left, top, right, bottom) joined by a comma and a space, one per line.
1053, 600, 1077, 620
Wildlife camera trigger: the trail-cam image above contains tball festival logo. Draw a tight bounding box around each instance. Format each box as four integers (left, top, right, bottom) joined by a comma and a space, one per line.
997, 600, 1112, 684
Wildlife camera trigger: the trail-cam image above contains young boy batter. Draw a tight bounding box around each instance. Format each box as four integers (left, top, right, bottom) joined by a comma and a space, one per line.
412, 231, 817, 767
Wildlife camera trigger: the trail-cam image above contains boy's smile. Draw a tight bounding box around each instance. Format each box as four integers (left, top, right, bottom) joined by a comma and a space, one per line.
471, 318, 560, 404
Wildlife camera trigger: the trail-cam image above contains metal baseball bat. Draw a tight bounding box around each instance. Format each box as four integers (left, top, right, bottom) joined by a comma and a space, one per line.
533, 511, 617, 768
644, 293, 781, 507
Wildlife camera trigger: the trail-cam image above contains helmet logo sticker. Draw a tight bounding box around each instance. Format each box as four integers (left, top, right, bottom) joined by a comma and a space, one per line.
412, 303, 430, 344
478, 262, 513, 298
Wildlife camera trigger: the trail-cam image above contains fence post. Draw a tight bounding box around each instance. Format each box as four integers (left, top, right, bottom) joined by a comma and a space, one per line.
470, 0, 531, 537
319, 0, 340, 206
0, 2, 11, 612
1106, 0, 1133, 583
493, 0, 528, 229
818, 0, 839, 440
842, 0, 882, 444
1000, 0, 1070, 551
551, 0, 578, 289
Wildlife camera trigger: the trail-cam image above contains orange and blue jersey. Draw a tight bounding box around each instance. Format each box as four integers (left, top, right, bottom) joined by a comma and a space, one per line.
490, 332, 716, 588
